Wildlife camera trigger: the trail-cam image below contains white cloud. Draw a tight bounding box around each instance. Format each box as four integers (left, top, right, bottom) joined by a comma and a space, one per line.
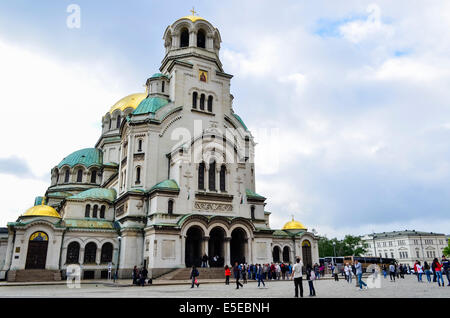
339, 3, 394, 43
0, 38, 134, 225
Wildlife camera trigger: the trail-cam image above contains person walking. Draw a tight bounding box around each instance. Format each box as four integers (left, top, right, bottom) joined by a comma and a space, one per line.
389, 263, 396, 282
355, 259, 367, 290
132, 266, 138, 285
140, 267, 148, 286
306, 265, 316, 296
242, 263, 247, 284
257, 264, 266, 288
382, 264, 387, 279
190, 265, 200, 288
234, 262, 243, 289
442, 255, 450, 286
424, 261, 432, 283
433, 258, 445, 287
225, 265, 231, 285
291, 258, 304, 298
416, 262, 423, 282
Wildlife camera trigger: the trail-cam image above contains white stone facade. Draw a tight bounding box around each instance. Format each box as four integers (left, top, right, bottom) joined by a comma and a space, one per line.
1, 15, 319, 280
361, 230, 448, 267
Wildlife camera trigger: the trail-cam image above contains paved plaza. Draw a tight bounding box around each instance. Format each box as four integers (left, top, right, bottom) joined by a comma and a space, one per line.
0, 275, 449, 298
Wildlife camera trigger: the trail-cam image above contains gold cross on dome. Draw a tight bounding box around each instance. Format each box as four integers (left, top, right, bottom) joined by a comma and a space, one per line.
190, 7, 197, 16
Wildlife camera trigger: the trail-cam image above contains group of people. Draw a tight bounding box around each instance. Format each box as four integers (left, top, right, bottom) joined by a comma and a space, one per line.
190, 258, 318, 297
412, 256, 450, 286
132, 265, 149, 286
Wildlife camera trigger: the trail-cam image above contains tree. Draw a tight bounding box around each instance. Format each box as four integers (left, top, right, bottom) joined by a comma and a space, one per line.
318, 235, 368, 258
443, 240, 450, 257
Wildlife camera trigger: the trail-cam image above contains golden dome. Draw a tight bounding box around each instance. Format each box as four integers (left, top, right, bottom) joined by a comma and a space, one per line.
181, 15, 206, 23
109, 93, 147, 114
23, 205, 61, 218
282, 217, 307, 230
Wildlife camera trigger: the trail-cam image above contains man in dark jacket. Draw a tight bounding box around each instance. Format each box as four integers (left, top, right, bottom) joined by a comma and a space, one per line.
442, 255, 450, 286
234, 262, 243, 289
190, 266, 200, 288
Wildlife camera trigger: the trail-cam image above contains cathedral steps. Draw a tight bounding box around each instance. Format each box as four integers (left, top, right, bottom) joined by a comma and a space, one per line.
158, 267, 225, 280
7, 270, 62, 282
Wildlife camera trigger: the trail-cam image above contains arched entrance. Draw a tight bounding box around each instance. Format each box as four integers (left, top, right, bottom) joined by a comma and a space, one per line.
208, 227, 225, 267
185, 226, 203, 267
25, 231, 49, 269
230, 228, 246, 265
273, 246, 281, 263
302, 240, 312, 267
283, 246, 291, 263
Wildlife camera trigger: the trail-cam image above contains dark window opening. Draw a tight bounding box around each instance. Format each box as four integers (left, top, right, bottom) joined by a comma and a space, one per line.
192, 92, 198, 109
66, 242, 80, 264
162, 81, 165, 93
85, 204, 91, 218
90, 170, 97, 183
180, 28, 189, 47
207, 95, 213, 112
168, 200, 174, 215
116, 115, 121, 129
136, 167, 141, 184
209, 161, 216, 191
64, 170, 70, 183
220, 165, 226, 191
84, 242, 97, 264
197, 29, 206, 48
198, 162, 205, 190
100, 205, 106, 219
251, 206, 255, 220
93, 205, 98, 218
200, 94, 205, 110
100, 243, 113, 263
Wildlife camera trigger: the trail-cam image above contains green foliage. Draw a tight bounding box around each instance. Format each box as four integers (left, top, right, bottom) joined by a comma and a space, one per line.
443, 240, 450, 257
318, 235, 368, 258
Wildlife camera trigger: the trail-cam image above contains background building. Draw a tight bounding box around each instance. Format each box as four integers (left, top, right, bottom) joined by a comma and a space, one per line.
360, 230, 448, 266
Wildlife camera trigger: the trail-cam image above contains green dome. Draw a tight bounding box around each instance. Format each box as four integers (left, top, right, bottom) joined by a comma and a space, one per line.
67, 188, 117, 203
133, 97, 169, 115
151, 73, 167, 78
233, 113, 248, 131
58, 148, 102, 168
149, 179, 179, 192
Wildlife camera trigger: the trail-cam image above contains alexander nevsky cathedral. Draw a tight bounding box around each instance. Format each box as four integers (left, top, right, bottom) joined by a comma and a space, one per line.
1, 13, 319, 281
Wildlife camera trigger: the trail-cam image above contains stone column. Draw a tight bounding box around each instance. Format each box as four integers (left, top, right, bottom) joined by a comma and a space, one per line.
225, 237, 231, 266
79, 248, 85, 265
203, 236, 209, 257
181, 235, 186, 266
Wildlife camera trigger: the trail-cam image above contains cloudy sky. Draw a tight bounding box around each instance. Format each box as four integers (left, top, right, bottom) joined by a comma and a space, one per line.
1, 0, 450, 238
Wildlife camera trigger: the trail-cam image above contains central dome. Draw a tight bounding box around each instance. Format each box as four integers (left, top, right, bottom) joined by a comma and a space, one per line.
109, 93, 147, 114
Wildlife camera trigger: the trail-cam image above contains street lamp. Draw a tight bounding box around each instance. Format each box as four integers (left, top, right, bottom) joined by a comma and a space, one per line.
115, 236, 122, 281
332, 241, 336, 265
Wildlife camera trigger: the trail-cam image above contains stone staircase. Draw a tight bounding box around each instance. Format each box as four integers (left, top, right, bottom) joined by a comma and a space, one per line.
158, 267, 225, 280
7, 270, 62, 282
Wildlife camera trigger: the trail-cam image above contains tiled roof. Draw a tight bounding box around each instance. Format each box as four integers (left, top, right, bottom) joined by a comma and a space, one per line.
133, 97, 169, 115
67, 188, 117, 203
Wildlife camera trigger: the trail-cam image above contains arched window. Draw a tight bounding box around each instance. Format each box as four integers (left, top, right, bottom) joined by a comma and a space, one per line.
207, 95, 213, 112
92, 205, 98, 218
136, 167, 141, 184
84, 242, 97, 264
76, 169, 83, 182
90, 170, 97, 183
64, 169, 70, 183
162, 81, 165, 93
197, 29, 206, 48
66, 242, 80, 264
180, 28, 189, 47
168, 199, 174, 215
209, 161, 216, 191
192, 92, 198, 109
55, 170, 59, 184
198, 162, 205, 190
100, 243, 113, 263
220, 165, 226, 191
100, 205, 106, 219
108, 119, 112, 130
200, 94, 205, 110
85, 204, 91, 218
116, 114, 121, 128
250, 206, 255, 220
138, 139, 143, 152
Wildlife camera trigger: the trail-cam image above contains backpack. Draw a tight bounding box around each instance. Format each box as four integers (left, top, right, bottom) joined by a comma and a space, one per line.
310, 271, 316, 280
